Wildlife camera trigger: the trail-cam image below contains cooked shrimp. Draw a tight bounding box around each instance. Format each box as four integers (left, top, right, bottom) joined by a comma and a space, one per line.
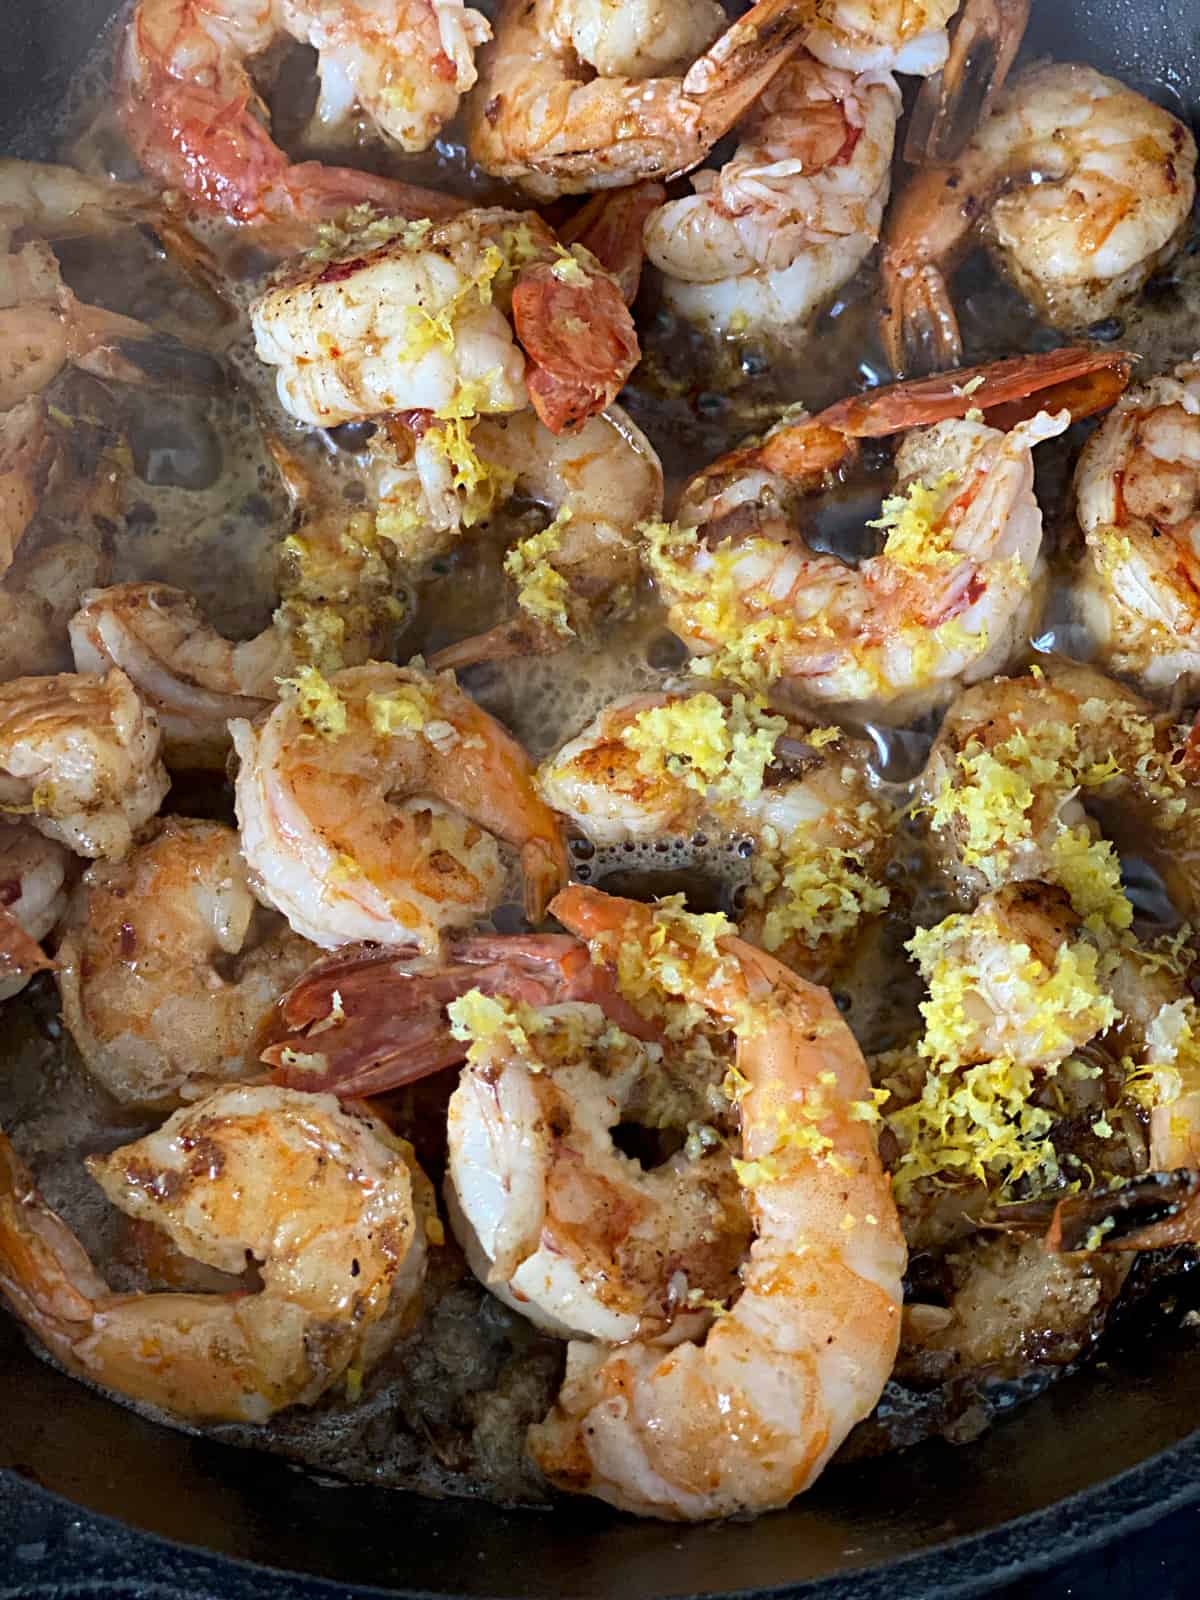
259, 930, 655, 1097
375, 405, 662, 667
804, 0, 956, 75
539, 689, 892, 982
559, 181, 667, 306
0, 399, 55, 577
0, 824, 70, 1002
0, 1085, 425, 1422
57, 819, 313, 1107
69, 584, 290, 769
881, 63, 1197, 375
526, 886, 904, 1519
644, 55, 900, 337
465, 0, 815, 202
447, 991, 749, 1343
917, 661, 1200, 928
231, 661, 568, 952
117, 0, 483, 225
0, 669, 168, 861
1074, 360, 1200, 694
646, 349, 1131, 718
250, 208, 638, 436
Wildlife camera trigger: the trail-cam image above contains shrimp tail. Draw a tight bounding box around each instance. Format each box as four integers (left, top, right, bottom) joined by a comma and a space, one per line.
903, 0, 1031, 165
428, 615, 559, 672
522, 835, 569, 923
512, 262, 640, 434
0, 1130, 107, 1344
879, 257, 963, 379
817, 347, 1136, 437
0, 905, 54, 994
680, 0, 818, 156
560, 181, 666, 306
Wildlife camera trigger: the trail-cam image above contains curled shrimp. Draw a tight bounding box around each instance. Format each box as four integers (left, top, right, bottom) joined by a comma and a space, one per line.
375, 405, 662, 669
649, 349, 1130, 719
881, 63, 1197, 375
57, 819, 312, 1107
447, 986, 750, 1344
117, 0, 483, 226
539, 688, 892, 983
69, 584, 291, 769
918, 660, 1200, 929
250, 208, 638, 436
644, 54, 900, 338
465, 0, 816, 202
258, 931, 654, 1097
231, 661, 568, 952
0, 1085, 426, 1422
0, 669, 168, 861
0, 824, 70, 1002
527, 886, 905, 1519
1073, 360, 1200, 694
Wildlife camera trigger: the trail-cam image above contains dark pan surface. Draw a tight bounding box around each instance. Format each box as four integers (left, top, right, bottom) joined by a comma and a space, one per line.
3, 1, 1200, 1594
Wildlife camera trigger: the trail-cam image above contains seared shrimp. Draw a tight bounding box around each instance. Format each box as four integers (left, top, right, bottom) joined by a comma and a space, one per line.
0, 1085, 425, 1422
0, 669, 168, 860
117, 0, 483, 225
1073, 361, 1200, 694
918, 661, 1200, 931
232, 661, 568, 952
645, 55, 900, 337
0, 399, 55, 577
539, 689, 892, 982
881, 63, 1197, 374
0, 823, 70, 1002
527, 887, 904, 1519
646, 348, 1132, 716
251, 208, 638, 436
70, 584, 290, 769
379, 405, 662, 668
57, 819, 312, 1107
447, 991, 749, 1343
465, 0, 815, 201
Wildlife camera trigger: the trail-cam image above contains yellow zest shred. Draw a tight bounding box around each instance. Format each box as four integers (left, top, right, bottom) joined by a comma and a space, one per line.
278, 665, 347, 738
623, 692, 786, 808
869, 470, 961, 573
504, 508, 575, 637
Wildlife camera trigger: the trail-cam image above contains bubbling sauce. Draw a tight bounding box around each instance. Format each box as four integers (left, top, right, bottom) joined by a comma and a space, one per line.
2, 6, 1200, 1509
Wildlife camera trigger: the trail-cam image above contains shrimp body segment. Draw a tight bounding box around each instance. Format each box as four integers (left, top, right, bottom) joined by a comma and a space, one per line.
881, 63, 1197, 374
0, 824, 70, 1002
466, 0, 817, 201
70, 584, 291, 768
118, 0, 486, 224
250, 209, 638, 436
528, 888, 905, 1519
0, 1086, 425, 1422
1074, 362, 1200, 693
645, 55, 901, 337
232, 661, 568, 952
447, 995, 749, 1344
0, 670, 168, 861
57, 819, 313, 1108
539, 689, 892, 982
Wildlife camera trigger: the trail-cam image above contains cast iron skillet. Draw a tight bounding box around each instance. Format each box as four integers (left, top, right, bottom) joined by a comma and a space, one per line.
3, 2, 1200, 1595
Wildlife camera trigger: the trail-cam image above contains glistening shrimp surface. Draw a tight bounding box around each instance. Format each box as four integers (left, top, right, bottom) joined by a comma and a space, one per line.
1, 0, 1200, 1522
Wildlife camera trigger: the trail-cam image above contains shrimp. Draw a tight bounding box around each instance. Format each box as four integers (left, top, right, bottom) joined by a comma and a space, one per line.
559, 181, 667, 307
0, 824, 70, 1002
117, 0, 485, 226
881, 63, 1197, 375
644, 55, 900, 338
57, 819, 313, 1107
259, 930, 656, 1097
525, 886, 904, 1519
0, 669, 168, 861
250, 208, 638, 436
231, 661, 568, 952
69, 584, 291, 769
917, 660, 1200, 930
539, 688, 892, 983
447, 988, 750, 1344
1073, 361, 1200, 694
465, 0, 817, 202
374, 405, 662, 668
0, 1085, 426, 1422
0, 399, 55, 578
